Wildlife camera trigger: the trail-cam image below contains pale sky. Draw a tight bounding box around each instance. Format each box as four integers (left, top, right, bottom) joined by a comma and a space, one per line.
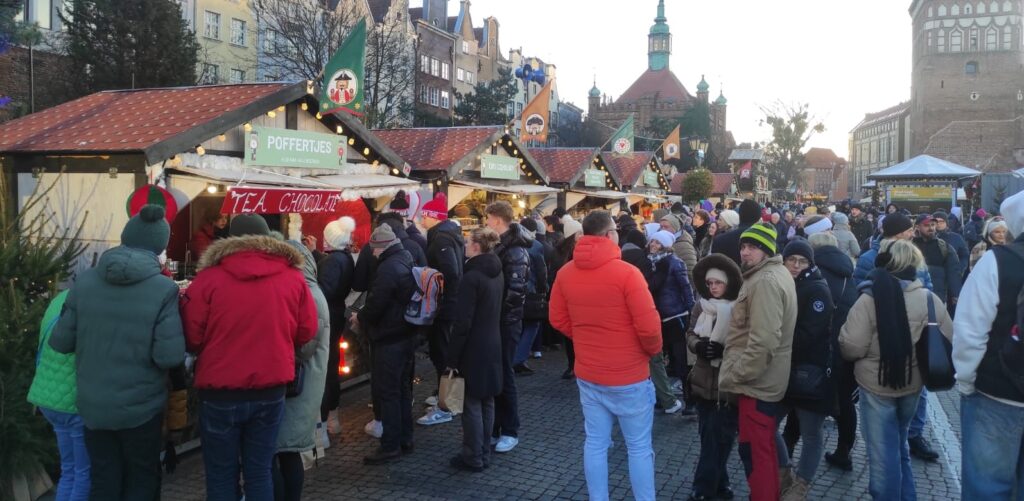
412, 0, 914, 158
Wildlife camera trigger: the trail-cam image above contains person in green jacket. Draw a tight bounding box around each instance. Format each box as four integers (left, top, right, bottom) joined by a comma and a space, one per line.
50, 204, 185, 500
27, 290, 90, 501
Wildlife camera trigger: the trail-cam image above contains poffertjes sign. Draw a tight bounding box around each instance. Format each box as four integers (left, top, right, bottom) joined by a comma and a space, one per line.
221, 187, 344, 214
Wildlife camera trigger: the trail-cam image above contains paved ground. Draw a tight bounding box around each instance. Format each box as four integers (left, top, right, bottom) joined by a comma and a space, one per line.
160, 346, 964, 500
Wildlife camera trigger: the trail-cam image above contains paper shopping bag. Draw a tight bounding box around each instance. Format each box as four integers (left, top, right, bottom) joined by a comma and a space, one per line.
439, 370, 465, 416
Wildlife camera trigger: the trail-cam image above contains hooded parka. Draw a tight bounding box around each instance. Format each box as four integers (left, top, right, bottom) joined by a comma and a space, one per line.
447, 252, 505, 399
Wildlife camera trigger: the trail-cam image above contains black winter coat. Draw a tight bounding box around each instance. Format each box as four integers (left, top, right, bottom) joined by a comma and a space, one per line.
358, 245, 416, 344
850, 215, 874, 245
621, 243, 654, 283
427, 221, 465, 322
710, 223, 752, 267
406, 223, 429, 255
813, 245, 857, 336
351, 219, 427, 292
317, 249, 355, 337
496, 223, 532, 330
447, 253, 504, 399
785, 266, 836, 413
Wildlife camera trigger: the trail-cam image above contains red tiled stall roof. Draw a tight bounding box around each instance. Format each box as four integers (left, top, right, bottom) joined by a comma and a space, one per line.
671, 172, 734, 195
0, 84, 289, 155
605, 152, 654, 185
374, 126, 501, 172
617, 69, 693, 105
528, 148, 596, 184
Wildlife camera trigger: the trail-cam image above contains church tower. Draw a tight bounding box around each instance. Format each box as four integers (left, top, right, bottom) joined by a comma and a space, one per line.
648, 0, 672, 71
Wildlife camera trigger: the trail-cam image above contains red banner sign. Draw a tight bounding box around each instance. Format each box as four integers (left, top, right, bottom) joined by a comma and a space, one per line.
221, 187, 344, 214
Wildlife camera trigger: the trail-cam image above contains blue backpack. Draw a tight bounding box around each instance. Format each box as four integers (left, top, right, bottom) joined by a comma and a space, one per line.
405, 266, 445, 326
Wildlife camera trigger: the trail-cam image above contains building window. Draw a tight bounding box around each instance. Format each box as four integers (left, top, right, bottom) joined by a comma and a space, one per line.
25, 0, 52, 30
970, 27, 979, 50
420, 55, 429, 73
516, 102, 523, 115
986, 27, 997, 50
457, 67, 465, 81
966, 61, 979, 74
264, 29, 278, 53
507, 102, 514, 119
965, 4, 972, 14
938, 5, 947, 15
978, 2, 986, 14
429, 87, 440, 106
430, 58, 440, 77
230, 18, 246, 46
928, 30, 934, 47
440, 90, 450, 109
264, 74, 277, 82
461, 40, 469, 53
952, 4, 960, 15
1004, 25, 1013, 49
938, 29, 947, 52
230, 69, 245, 83
992, 1, 1000, 12
204, 11, 220, 39
420, 86, 429, 103
441, 62, 450, 80
928, 6, 934, 16
202, 64, 219, 84
466, 71, 475, 84
951, 29, 963, 52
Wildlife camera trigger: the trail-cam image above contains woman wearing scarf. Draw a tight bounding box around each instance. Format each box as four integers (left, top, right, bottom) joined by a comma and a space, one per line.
648, 230, 696, 411
840, 240, 953, 500
964, 218, 1012, 282
697, 220, 718, 259
685, 254, 743, 501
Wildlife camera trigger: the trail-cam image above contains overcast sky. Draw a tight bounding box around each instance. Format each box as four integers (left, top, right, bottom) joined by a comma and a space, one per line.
412, 0, 913, 158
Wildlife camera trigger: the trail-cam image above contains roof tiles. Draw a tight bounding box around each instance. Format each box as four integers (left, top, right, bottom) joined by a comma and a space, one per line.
617, 69, 693, 104
0, 84, 287, 154
527, 148, 595, 183
373, 126, 500, 171
605, 152, 653, 185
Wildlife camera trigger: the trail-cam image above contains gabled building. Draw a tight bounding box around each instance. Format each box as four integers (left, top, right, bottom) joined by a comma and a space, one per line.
802, 147, 848, 201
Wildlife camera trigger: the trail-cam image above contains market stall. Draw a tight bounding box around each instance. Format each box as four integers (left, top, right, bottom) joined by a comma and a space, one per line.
867, 155, 980, 214
605, 151, 672, 219
527, 147, 628, 217
375, 126, 557, 230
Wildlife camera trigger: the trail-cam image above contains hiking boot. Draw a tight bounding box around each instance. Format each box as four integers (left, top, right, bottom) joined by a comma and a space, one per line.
417, 407, 453, 426
781, 474, 809, 501
363, 447, 401, 465
908, 436, 939, 461
779, 467, 795, 494
561, 368, 575, 380
825, 450, 853, 471
716, 486, 735, 500
449, 455, 484, 473
514, 363, 535, 376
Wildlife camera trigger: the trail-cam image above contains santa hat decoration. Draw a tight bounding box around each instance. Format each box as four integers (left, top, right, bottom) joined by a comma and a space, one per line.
126, 185, 178, 224
323, 216, 357, 251
421, 193, 448, 221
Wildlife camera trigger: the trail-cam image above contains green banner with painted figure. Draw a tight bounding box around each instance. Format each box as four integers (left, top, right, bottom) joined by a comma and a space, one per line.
245, 126, 347, 169
584, 169, 605, 187
480, 155, 519, 180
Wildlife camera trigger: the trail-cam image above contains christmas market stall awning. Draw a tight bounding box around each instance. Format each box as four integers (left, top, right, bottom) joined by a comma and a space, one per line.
449, 180, 559, 195
867, 155, 981, 182
604, 151, 672, 194
528, 147, 624, 197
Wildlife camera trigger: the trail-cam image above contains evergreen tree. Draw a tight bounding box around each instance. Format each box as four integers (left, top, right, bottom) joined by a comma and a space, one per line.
0, 174, 85, 489
60, 0, 199, 94
453, 67, 518, 126
681, 168, 713, 203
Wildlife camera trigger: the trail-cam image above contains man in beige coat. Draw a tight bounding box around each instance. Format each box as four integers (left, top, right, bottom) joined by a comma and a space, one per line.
718, 222, 797, 501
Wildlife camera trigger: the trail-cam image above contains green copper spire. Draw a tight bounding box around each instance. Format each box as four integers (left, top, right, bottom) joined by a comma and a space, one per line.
714, 91, 728, 106
697, 75, 710, 93
648, 0, 671, 70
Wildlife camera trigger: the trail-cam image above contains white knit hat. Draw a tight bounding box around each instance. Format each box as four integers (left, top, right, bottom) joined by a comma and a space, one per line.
563, 216, 583, 239
323, 216, 356, 250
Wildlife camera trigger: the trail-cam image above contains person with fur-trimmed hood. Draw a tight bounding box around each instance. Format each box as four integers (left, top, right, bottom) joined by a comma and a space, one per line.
686, 253, 743, 501
181, 214, 318, 500
317, 216, 356, 435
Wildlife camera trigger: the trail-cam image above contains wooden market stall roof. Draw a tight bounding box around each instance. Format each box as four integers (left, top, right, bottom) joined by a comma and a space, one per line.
604, 151, 671, 191
0, 82, 408, 171
373, 126, 549, 182
528, 147, 621, 190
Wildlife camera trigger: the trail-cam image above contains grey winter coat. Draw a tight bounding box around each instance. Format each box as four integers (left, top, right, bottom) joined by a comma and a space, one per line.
832, 224, 861, 260
277, 241, 331, 453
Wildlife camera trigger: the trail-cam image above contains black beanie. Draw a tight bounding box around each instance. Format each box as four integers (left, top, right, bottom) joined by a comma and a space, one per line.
519, 217, 539, 233
882, 213, 913, 238
389, 190, 409, 210
230, 214, 271, 237
738, 199, 761, 225
783, 239, 815, 266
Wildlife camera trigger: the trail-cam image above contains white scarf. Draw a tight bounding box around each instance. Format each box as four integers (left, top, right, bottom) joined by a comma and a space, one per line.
694, 297, 734, 367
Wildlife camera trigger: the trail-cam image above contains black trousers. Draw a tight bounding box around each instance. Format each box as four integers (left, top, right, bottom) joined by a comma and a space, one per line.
493, 323, 521, 439
832, 361, 858, 454
84, 412, 163, 501
562, 334, 575, 370
321, 328, 343, 421
461, 396, 495, 468
427, 321, 452, 389
372, 336, 416, 451
272, 451, 303, 501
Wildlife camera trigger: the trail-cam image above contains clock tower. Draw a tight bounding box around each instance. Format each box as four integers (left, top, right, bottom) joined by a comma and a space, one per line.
648, 0, 672, 71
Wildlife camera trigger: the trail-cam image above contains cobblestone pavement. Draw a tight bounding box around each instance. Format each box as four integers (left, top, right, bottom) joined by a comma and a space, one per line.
161, 347, 963, 500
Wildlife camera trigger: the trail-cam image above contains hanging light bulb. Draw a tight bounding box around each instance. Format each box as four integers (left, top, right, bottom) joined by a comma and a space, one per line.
267, 111, 276, 118
517, 200, 526, 209
277, 105, 285, 112
217, 134, 226, 142
363, 147, 370, 156
206, 184, 217, 194
316, 112, 323, 120
391, 168, 400, 175
196, 145, 206, 156
301, 102, 308, 111
348, 138, 355, 145
336, 125, 343, 134
243, 123, 252, 132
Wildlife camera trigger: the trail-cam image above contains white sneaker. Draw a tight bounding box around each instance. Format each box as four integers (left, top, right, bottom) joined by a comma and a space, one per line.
326, 410, 342, 434
532, 351, 542, 359
316, 422, 331, 449
425, 395, 438, 407
664, 399, 683, 414
494, 435, 519, 453
417, 407, 453, 426
670, 380, 684, 395
363, 419, 383, 438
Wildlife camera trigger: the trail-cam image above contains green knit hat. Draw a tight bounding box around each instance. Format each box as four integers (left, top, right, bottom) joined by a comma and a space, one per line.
121, 205, 170, 254
740, 222, 778, 256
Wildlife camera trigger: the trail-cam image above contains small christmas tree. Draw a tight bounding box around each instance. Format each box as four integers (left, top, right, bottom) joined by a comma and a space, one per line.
0, 171, 85, 491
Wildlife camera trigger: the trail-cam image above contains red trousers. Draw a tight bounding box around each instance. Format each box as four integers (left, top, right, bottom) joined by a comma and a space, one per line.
738, 395, 781, 501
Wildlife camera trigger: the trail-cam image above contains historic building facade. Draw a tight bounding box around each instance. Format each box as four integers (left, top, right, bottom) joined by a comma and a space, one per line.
849, 102, 910, 197
908, 0, 1024, 171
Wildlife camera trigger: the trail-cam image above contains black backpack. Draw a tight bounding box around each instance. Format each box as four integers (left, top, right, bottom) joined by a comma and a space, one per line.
998, 244, 1024, 394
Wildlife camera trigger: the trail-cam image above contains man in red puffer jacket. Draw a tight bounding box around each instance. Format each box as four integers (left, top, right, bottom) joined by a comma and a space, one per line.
181, 214, 317, 501
549, 210, 662, 501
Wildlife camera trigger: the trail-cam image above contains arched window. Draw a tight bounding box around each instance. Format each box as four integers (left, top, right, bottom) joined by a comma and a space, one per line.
1005, 1, 1013, 12
966, 4, 973, 14
928, 30, 935, 47
952, 4, 960, 15
991, 1, 1000, 12
1004, 25, 1013, 49
939, 5, 948, 15
952, 29, 963, 51
966, 61, 979, 74
939, 29, 947, 51
978, 2, 986, 14
971, 27, 979, 49
987, 27, 998, 49
929, 6, 934, 16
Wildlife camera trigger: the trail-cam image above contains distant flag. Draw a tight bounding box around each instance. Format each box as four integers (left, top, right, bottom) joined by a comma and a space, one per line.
739, 160, 753, 179
606, 114, 634, 156
520, 80, 553, 143
661, 124, 681, 160
321, 18, 367, 117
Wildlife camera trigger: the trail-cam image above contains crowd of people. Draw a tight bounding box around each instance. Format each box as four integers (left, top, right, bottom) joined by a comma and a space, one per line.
23, 187, 1024, 501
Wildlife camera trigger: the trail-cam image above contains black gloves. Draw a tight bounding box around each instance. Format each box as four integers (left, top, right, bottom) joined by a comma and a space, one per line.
695, 338, 725, 360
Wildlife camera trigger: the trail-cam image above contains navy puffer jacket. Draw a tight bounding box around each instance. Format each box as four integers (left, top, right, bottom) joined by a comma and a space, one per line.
649, 253, 695, 320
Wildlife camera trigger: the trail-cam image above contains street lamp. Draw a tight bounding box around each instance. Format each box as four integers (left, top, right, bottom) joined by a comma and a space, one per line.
688, 137, 709, 168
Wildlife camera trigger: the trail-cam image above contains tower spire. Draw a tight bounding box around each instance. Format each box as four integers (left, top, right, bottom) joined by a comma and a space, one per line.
648, 0, 672, 70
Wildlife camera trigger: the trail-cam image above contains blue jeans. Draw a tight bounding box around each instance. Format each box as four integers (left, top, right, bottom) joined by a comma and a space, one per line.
909, 387, 928, 438
199, 396, 285, 501
513, 321, 542, 366
961, 392, 1024, 499
40, 408, 90, 501
577, 378, 656, 501
790, 409, 827, 482
860, 390, 919, 500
